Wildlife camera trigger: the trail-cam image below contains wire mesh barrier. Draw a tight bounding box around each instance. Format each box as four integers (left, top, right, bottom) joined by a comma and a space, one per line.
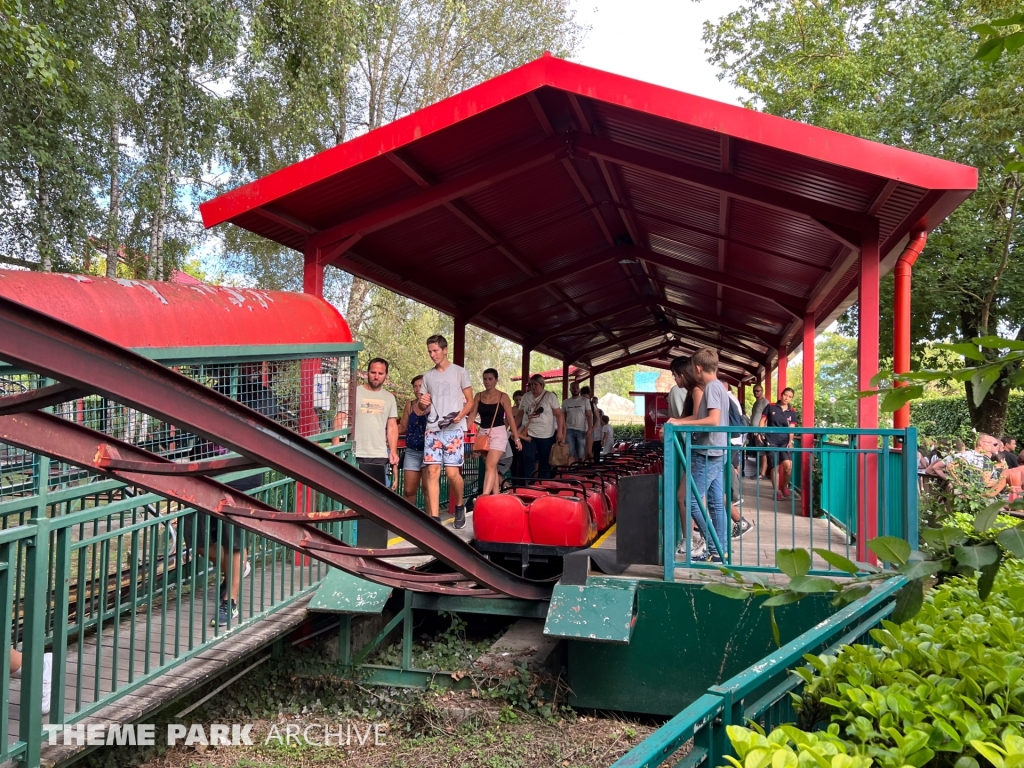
610, 577, 905, 768
662, 424, 918, 579
0, 347, 360, 767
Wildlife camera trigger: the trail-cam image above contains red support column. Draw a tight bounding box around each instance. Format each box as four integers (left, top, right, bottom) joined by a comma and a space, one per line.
562, 362, 569, 401
777, 344, 788, 395
453, 318, 466, 367
763, 359, 772, 403
801, 314, 816, 518
299, 246, 323, 438
521, 346, 531, 390
739, 382, 746, 413
893, 232, 928, 429
589, 372, 596, 395
858, 226, 881, 562
298, 245, 324, 529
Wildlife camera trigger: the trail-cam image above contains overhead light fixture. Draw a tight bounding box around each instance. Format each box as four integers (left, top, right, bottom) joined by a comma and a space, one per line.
619, 257, 637, 265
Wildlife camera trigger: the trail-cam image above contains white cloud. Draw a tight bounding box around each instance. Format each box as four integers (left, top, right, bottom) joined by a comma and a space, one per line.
571, 0, 748, 105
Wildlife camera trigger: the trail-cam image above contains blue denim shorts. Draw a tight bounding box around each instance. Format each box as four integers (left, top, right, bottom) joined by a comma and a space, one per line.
403, 449, 424, 471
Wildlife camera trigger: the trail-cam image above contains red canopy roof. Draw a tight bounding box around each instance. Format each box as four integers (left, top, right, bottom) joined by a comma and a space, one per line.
0, 271, 352, 349
201, 54, 975, 381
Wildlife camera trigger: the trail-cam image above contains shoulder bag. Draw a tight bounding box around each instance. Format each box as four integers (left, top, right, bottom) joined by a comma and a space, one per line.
473, 393, 501, 455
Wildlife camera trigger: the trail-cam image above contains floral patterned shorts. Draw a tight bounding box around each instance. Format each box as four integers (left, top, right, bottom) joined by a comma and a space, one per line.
423, 428, 464, 467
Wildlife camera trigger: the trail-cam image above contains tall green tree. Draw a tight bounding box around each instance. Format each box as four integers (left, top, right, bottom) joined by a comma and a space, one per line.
221, 0, 583, 329
705, 0, 1024, 435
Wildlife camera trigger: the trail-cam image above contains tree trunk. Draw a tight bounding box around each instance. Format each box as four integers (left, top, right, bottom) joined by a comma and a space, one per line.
106, 113, 121, 278
38, 179, 52, 272
155, 172, 167, 279
960, 312, 1024, 437
147, 206, 160, 280
965, 375, 1011, 437
346, 278, 371, 334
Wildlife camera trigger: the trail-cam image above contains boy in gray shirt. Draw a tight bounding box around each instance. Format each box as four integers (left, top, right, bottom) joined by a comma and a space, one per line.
666, 347, 730, 562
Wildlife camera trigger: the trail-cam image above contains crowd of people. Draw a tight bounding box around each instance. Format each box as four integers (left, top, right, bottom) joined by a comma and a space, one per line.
349, 334, 616, 531
920, 432, 1024, 500
662, 347, 805, 563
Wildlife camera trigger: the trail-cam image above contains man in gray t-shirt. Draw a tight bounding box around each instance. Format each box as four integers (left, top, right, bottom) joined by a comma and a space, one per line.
415, 335, 474, 529
666, 348, 730, 562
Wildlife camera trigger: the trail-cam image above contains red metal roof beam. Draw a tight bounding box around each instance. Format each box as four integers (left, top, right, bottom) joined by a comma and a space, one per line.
569, 325, 669, 363
630, 246, 805, 318
572, 132, 872, 246
308, 135, 572, 253
525, 297, 652, 347
658, 299, 782, 348
460, 248, 623, 321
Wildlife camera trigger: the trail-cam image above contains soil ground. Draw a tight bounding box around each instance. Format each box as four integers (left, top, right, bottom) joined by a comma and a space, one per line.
127, 700, 657, 768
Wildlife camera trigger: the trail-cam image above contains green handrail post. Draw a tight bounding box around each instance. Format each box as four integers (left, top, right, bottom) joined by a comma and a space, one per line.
1, 540, 16, 763
402, 590, 413, 672
19, 513, 50, 768
50, 526, 72, 724
609, 693, 724, 768
662, 425, 678, 582
905, 427, 918, 544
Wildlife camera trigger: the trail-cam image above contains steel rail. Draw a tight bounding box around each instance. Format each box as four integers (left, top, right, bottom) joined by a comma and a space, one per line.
0, 411, 495, 596
0, 295, 550, 600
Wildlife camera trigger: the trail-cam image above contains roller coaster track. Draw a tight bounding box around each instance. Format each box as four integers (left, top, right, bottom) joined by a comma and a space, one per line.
0, 295, 552, 601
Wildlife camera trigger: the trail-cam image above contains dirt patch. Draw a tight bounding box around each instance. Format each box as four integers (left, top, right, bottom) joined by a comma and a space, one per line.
128, 696, 657, 768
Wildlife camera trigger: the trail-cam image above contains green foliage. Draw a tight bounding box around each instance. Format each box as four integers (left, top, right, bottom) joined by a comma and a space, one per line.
785, 333, 860, 428
705, 0, 1024, 435
725, 724, 874, 768
612, 423, 645, 442
973, 11, 1024, 61
787, 562, 1024, 767
0, 0, 75, 86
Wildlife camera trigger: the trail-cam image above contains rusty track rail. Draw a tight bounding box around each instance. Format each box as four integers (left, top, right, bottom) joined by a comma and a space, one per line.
0, 295, 551, 600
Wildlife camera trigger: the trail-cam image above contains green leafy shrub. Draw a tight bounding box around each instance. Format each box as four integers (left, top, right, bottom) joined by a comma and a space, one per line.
790, 561, 1024, 767
725, 724, 873, 768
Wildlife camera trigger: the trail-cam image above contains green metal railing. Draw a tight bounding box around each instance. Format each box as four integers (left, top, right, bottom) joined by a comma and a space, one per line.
1, 347, 361, 768
663, 425, 918, 580
610, 577, 906, 768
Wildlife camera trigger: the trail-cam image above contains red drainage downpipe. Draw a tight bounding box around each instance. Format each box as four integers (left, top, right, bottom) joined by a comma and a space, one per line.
893, 231, 928, 429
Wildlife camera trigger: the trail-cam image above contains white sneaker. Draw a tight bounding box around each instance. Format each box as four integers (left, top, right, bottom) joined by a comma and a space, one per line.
41, 652, 53, 716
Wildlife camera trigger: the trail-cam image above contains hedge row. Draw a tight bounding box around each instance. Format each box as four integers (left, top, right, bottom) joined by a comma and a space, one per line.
911, 393, 1024, 441
612, 423, 645, 441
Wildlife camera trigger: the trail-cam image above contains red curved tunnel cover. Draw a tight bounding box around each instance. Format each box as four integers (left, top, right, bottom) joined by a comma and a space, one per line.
0, 271, 352, 348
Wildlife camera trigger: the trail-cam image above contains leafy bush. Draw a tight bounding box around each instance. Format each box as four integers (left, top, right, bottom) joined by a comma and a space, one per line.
789, 561, 1024, 767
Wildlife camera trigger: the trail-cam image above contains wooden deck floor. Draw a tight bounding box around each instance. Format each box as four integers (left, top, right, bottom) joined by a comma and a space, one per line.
6, 560, 319, 767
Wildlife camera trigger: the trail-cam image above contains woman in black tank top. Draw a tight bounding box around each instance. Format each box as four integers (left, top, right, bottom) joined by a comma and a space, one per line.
466, 368, 522, 496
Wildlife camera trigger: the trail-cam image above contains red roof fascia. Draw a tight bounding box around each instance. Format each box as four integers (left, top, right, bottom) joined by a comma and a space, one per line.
201, 55, 976, 230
